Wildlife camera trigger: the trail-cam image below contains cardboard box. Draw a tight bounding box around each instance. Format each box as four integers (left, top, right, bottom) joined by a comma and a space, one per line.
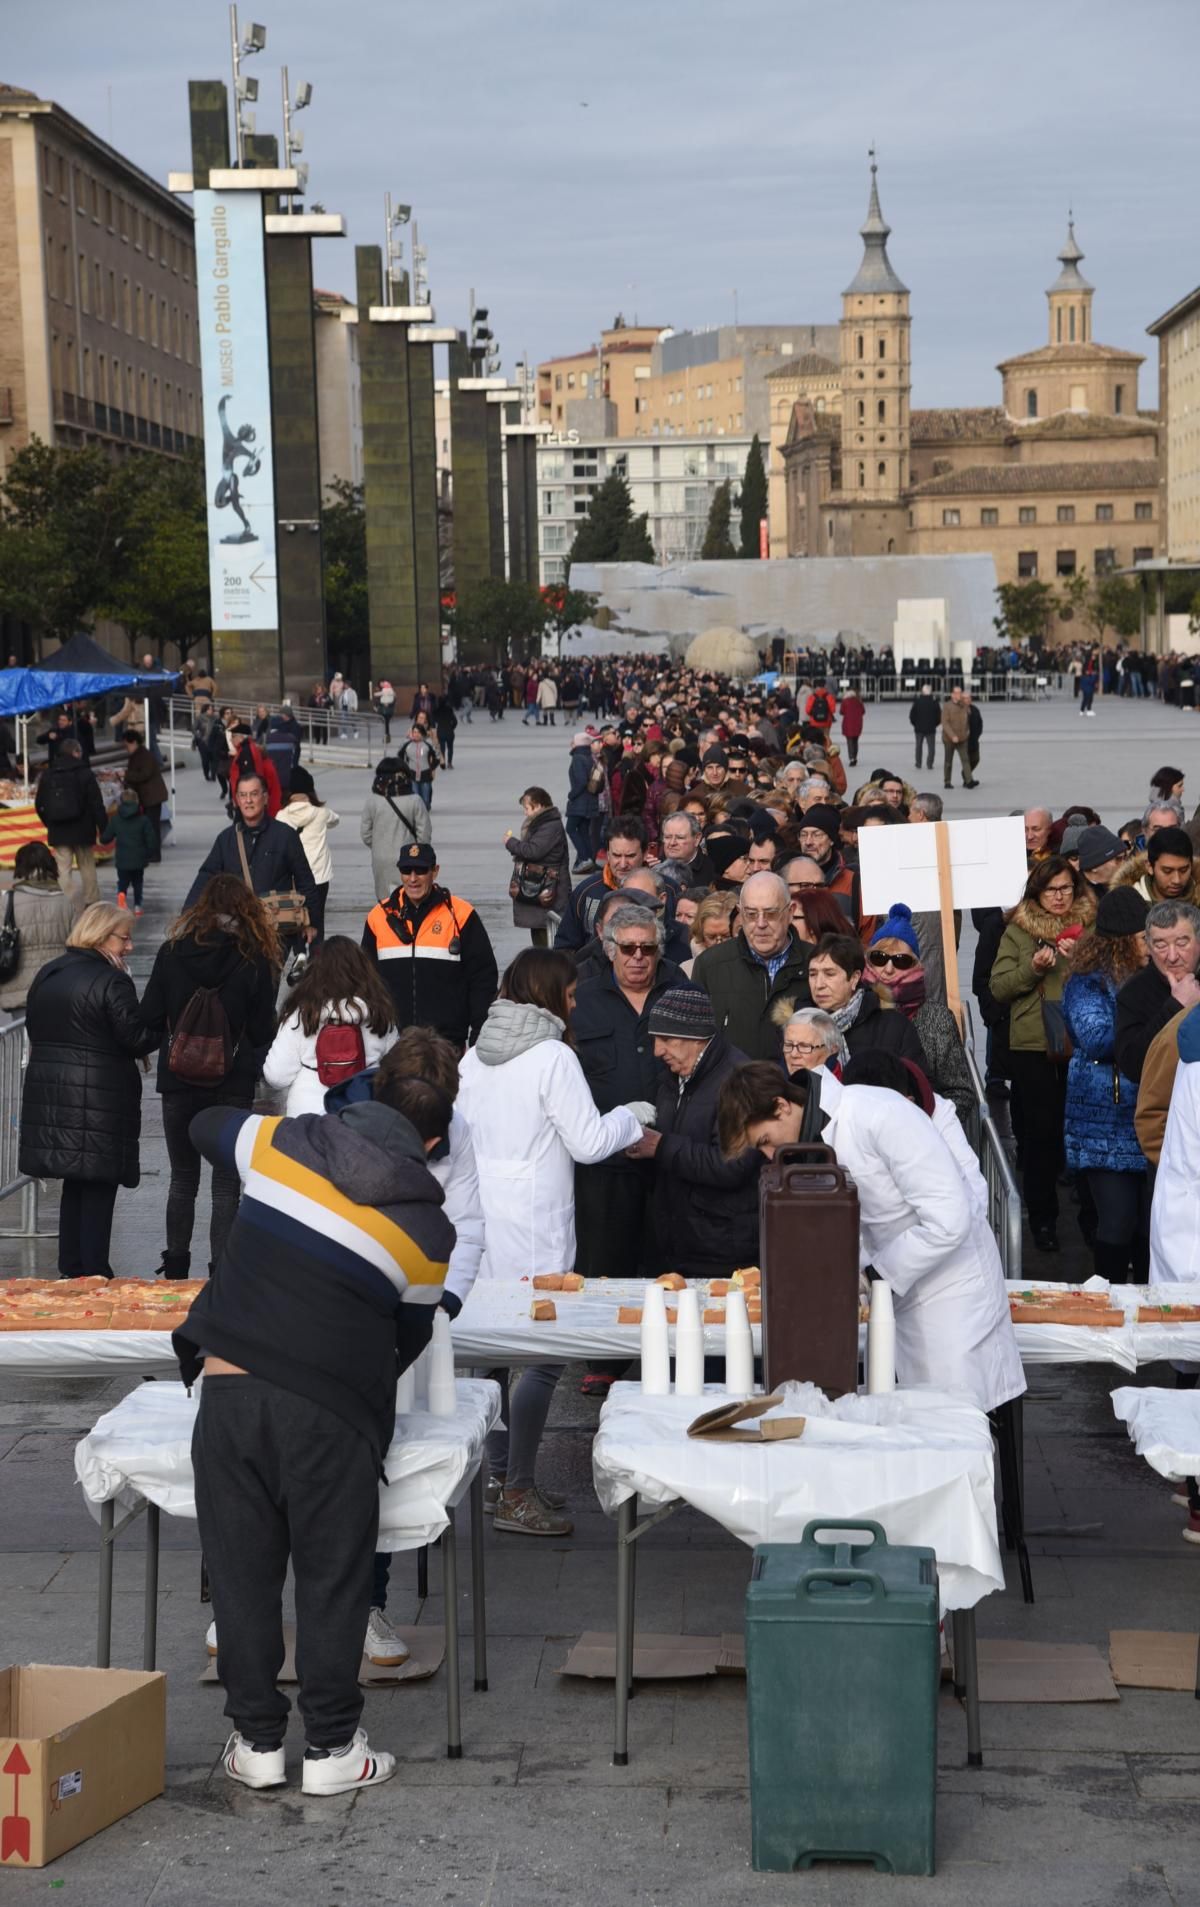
0, 1665, 165, 1868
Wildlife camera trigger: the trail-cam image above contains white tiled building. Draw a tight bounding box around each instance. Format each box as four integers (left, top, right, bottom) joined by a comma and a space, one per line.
536, 432, 755, 584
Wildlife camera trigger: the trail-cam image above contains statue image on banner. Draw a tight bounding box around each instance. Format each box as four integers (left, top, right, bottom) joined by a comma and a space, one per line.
214, 394, 265, 545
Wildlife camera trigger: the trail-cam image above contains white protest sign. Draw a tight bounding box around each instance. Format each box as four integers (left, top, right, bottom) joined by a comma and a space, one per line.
857, 815, 1027, 916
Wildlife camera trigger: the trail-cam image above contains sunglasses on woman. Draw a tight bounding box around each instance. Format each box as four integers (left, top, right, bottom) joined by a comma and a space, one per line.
866, 949, 918, 972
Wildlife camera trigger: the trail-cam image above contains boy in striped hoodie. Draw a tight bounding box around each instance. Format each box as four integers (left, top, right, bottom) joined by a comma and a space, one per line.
174, 1072, 454, 1797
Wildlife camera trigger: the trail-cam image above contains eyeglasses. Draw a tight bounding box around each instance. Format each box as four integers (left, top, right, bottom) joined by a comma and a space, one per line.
866, 950, 918, 972
1042, 883, 1075, 899
740, 907, 787, 924
783, 1040, 828, 1057
614, 941, 657, 957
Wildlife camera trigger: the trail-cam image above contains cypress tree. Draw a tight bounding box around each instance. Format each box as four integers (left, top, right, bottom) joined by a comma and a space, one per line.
568, 471, 635, 565
616, 510, 655, 563
701, 480, 738, 560
739, 434, 768, 557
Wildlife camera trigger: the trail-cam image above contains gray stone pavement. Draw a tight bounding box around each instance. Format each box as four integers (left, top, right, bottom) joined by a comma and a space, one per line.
4, 689, 1200, 1902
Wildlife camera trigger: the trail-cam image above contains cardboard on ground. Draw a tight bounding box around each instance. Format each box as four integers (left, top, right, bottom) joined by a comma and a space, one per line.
858, 814, 1027, 917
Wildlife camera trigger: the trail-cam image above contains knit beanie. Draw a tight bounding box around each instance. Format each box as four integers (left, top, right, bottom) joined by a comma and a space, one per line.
646, 987, 717, 1041
1096, 886, 1150, 938
800, 803, 842, 844
869, 902, 921, 957
705, 833, 750, 878
1076, 825, 1124, 873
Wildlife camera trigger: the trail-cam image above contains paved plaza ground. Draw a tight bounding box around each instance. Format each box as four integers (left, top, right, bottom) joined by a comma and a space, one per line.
4, 685, 1200, 1904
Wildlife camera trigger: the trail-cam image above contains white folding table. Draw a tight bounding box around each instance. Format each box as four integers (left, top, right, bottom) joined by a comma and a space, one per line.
591, 1382, 1005, 1768
74, 1377, 501, 1758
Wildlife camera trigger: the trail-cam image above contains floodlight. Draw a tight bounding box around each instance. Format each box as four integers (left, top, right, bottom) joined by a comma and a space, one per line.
240, 110, 256, 136
293, 81, 312, 109
392, 202, 411, 225
243, 22, 266, 52
288, 126, 303, 152
294, 163, 309, 194
473, 306, 489, 323
236, 75, 258, 102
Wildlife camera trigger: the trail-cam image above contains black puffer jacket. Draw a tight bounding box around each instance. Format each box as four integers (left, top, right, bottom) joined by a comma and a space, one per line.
20, 949, 159, 1185
652, 1034, 760, 1277
138, 930, 279, 1096
33, 759, 107, 848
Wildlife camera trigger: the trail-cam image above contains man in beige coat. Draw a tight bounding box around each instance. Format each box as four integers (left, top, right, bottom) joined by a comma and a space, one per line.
941, 686, 975, 791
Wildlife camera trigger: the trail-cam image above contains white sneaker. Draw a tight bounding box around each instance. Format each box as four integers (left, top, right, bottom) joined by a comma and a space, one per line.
302, 1728, 396, 1795
222, 1731, 286, 1790
206, 1619, 218, 1656
364, 1606, 410, 1667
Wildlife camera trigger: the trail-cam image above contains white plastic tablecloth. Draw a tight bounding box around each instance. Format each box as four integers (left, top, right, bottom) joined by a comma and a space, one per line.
592, 1381, 1004, 1612
74, 1378, 501, 1552
1111, 1387, 1200, 1481
450, 1277, 762, 1364
0, 1330, 182, 1378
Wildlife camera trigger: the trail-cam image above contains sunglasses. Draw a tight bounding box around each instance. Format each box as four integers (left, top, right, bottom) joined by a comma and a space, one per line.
615, 941, 657, 957
866, 950, 918, 971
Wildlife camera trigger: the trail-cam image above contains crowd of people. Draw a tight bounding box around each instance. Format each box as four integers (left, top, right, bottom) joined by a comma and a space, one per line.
11, 643, 1200, 1796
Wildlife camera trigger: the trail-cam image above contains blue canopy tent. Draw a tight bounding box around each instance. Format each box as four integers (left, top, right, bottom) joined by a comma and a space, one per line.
0, 637, 180, 792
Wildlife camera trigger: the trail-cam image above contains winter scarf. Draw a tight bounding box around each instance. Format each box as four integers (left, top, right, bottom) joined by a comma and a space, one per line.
474, 998, 565, 1067
885, 963, 927, 1019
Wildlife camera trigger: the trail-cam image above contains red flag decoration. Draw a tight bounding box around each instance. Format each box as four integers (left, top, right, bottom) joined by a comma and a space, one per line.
2, 1743, 31, 1862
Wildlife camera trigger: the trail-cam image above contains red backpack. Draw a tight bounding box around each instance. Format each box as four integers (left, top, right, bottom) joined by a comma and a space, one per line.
314, 1018, 367, 1088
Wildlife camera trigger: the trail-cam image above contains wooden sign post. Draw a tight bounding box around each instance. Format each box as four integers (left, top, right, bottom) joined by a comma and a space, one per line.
933, 821, 963, 1034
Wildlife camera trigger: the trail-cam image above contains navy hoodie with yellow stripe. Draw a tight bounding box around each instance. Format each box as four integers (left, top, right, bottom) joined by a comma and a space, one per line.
174, 1100, 454, 1464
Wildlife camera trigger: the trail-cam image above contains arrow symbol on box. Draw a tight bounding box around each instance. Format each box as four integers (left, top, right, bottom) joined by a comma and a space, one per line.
2, 1743, 31, 1863
249, 564, 276, 591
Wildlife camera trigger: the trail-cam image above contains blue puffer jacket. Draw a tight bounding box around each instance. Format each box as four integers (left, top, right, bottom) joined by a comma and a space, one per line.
1062, 970, 1146, 1174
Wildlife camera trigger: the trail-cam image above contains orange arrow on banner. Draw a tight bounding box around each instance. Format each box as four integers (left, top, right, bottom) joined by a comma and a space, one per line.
2, 1743, 31, 1862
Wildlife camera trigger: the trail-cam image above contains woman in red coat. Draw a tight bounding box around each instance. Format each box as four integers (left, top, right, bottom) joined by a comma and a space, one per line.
839, 691, 865, 768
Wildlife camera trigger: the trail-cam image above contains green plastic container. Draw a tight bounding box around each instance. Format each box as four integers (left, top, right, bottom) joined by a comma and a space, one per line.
745, 1521, 939, 1875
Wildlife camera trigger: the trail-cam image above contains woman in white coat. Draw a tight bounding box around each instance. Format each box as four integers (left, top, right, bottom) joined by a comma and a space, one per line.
275, 766, 338, 941
1150, 1004, 1200, 1287
718, 1061, 1024, 1414
263, 937, 397, 1116
457, 947, 643, 1537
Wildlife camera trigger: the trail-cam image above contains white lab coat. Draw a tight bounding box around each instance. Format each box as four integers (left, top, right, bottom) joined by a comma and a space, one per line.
1150, 1055, 1200, 1285
276, 797, 339, 885
436, 1109, 486, 1306
820, 1081, 1024, 1412
262, 1001, 398, 1116
457, 1039, 641, 1278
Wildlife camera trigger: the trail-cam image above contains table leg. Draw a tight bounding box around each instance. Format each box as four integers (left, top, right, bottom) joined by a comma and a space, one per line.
417, 1544, 429, 1602
613, 1494, 636, 1768
960, 1608, 983, 1767
97, 1501, 114, 1669
442, 1510, 462, 1760
143, 1503, 160, 1672
469, 1467, 488, 1693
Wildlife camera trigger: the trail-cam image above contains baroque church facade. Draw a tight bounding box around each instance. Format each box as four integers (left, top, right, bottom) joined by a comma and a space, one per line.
775, 163, 1159, 589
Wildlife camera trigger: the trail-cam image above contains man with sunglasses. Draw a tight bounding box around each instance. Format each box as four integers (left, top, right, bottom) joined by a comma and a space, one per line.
362, 842, 498, 1051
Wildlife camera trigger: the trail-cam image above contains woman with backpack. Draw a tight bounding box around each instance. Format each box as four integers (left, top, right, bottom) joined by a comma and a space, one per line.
263, 937, 398, 1116
359, 757, 433, 902
138, 876, 280, 1279
276, 766, 339, 942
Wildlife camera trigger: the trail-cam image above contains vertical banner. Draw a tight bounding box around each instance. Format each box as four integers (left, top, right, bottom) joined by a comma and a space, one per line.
758, 516, 769, 560
194, 190, 278, 631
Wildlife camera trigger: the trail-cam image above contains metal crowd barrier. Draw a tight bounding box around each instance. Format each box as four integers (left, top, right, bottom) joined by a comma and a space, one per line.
779, 671, 1051, 705
0, 1021, 46, 1238
962, 1007, 1023, 1281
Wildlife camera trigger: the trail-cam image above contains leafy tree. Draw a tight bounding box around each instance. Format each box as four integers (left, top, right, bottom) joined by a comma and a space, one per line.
102, 454, 209, 663
568, 472, 637, 565
739, 435, 768, 557
701, 480, 738, 560
0, 439, 132, 643
1090, 574, 1143, 644
321, 478, 369, 679
449, 577, 547, 666
993, 578, 1057, 648
542, 582, 599, 654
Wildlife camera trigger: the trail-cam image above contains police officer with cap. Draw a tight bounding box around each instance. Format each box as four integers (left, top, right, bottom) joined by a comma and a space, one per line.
362, 842, 498, 1050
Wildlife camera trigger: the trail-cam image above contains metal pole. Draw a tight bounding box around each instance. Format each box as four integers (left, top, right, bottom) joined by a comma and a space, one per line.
960, 1608, 983, 1766
229, 5, 243, 167
143, 1503, 160, 1671
97, 1501, 114, 1668
281, 65, 292, 212
167, 709, 177, 823
469, 1465, 488, 1692
613, 1495, 634, 1766
442, 1511, 462, 1759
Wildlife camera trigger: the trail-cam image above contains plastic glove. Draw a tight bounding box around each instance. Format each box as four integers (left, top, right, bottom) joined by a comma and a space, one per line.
623, 1100, 657, 1127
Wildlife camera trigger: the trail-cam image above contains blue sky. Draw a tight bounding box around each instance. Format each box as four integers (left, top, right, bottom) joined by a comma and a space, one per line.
6, 0, 1196, 407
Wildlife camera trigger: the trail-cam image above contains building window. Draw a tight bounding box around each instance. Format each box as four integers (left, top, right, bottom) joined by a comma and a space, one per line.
1057, 505, 1075, 523
1056, 308, 1062, 343
1018, 550, 1038, 578
857, 463, 865, 488
1095, 503, 1113, 522
1134, 501, 1153, 521
135, 285, 145, 340
93, 261, 103, 318
878, 337, 886, 359
1114, 384, 1124, 414
1094, 548, 1116, 574
108, 270, 117, 326
104, 188, 113, 229
566, 373, 575, 388
78, 256, 88, 312
942, 509, 961, 527
856, 399, 865, 423
1026, 389, 1038, 419
1133, 546, 1154, 564
554, 374, 561, 391
1056, 549, 1076, 576
877, 461, 886, 479
877, 399, 886, 423
981, 507, 999, 526
149, 296, 158, 347
1069, 307, 1076, 342
856, 334, 864, 360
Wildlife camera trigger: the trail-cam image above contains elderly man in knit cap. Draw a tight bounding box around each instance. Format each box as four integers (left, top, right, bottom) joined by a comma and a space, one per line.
705, 830, 753, 892
797, 802, 860, 923
625, 987, 761, 1279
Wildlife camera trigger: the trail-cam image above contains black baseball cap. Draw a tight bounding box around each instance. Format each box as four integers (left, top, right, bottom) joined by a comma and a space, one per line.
397, 842, 437, 871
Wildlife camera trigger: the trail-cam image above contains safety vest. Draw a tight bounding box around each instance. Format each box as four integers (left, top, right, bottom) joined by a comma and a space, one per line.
366, 891, 475, 964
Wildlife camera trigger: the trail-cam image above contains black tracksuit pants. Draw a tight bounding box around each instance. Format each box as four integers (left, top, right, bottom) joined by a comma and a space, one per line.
193, 1376, 379, 1751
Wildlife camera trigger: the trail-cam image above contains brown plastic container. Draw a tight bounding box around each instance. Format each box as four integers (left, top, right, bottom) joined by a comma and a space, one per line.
758, 1143, 860, 1397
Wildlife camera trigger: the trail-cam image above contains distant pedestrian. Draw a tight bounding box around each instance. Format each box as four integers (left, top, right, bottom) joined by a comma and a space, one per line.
537, 674, 559, 727
909, 682, 940, 771
34, 738, 106, 905
276, 767, 339, 942
941, 685, 975, 789
0, 843, 74, 1019
839, 689, 865, 768
100, 789, 158, 915
374, 680, 395, 744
